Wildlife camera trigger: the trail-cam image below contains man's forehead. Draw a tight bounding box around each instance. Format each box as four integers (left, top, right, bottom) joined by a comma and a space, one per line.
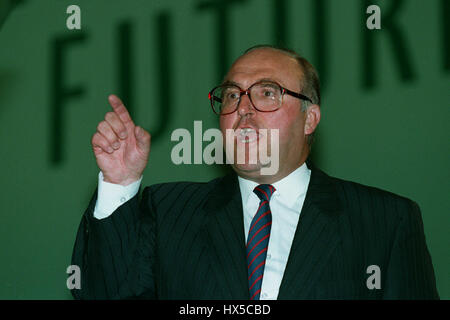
232, 48, 295, 68
224, 49, 302, 86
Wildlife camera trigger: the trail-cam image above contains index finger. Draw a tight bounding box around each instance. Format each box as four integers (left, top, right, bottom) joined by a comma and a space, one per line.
108, 94, 134, 125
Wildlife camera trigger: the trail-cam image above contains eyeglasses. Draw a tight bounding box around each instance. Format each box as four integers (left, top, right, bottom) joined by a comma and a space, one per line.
208, 80, 312, 115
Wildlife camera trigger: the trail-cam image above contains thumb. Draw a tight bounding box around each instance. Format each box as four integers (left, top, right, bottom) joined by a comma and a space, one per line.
134, 126, 151, 154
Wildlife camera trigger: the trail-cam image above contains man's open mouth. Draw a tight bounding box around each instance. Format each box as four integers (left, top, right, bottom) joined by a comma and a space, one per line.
236, 127, 261, 143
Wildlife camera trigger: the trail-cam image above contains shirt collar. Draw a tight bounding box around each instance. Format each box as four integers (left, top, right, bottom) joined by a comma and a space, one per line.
238, 162, 311, 209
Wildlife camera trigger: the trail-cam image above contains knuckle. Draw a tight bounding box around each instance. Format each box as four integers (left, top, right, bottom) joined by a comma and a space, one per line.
105, 112, 115, 122
99, 138, 108, 147
99, 122, 114, 136
97, 121, 106, 131
92, 133, 102, 145
92, 131, 100, 141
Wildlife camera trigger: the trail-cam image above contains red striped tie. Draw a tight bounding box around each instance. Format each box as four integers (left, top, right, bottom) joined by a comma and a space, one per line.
247, 184, 275, 300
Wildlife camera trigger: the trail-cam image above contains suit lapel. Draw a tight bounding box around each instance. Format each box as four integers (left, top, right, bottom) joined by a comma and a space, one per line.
203, 173, 250, 299
277, 166, 343, 299
201, 165, 343, 299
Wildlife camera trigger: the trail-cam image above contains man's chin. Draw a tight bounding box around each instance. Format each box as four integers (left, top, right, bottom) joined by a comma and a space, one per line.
231, 163, 264, 178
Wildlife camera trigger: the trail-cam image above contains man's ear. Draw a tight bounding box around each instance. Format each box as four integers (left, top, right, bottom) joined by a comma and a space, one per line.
304, 104, 321, 135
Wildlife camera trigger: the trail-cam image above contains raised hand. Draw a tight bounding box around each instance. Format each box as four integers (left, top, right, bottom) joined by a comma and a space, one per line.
91, 95, 151, 185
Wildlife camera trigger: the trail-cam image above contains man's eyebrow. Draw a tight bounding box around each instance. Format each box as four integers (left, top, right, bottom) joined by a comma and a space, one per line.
221, 78, 280, 87
258, 78, 278, 83
221, 80, 240, 86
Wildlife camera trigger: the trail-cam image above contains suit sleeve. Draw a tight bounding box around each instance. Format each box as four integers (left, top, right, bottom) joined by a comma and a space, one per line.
70, 187, 157, 299
383, 200, 439, 299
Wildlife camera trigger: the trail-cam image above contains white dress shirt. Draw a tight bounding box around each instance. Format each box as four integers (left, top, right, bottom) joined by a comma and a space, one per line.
238, 163, 311, 300
93, 163, 311, 300
94, 171, 141, 219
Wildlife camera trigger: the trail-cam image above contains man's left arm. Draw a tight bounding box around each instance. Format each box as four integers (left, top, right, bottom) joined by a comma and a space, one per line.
383, 200, 439, 299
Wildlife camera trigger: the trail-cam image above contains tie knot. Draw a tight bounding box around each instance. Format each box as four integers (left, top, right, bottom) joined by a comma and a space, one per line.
253, 184, 276, 202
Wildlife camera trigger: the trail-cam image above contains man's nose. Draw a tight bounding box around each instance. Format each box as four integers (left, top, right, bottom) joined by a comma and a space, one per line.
237, 93, 256, 116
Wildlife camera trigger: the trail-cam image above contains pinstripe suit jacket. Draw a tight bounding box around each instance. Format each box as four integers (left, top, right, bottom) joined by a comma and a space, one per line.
71, 165, 439, 299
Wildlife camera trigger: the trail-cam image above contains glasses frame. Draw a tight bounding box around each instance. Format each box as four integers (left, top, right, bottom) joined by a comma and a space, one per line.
208, 80, 313, 115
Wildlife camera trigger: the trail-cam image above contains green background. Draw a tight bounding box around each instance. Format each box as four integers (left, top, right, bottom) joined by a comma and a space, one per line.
0, 0, 448, 299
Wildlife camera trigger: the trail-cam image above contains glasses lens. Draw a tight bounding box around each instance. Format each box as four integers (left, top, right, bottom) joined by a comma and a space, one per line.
250, 82, 282, 111
211, 85, 240, 115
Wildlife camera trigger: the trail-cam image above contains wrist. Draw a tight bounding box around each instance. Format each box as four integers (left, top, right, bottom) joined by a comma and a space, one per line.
102, 173, 142, 186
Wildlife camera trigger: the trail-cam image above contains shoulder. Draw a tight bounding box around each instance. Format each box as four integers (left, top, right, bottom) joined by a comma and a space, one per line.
333, 174, 415, 206
140, 176, 225, 211
138, 176, 233, 240
324, 171, 420, 225
312, 169, 425, 257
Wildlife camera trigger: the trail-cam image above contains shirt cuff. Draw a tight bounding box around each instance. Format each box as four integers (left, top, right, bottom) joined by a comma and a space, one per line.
93, 171, 142, 220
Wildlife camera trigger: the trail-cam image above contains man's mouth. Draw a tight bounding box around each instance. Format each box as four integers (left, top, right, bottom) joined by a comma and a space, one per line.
236, 127, 260, 143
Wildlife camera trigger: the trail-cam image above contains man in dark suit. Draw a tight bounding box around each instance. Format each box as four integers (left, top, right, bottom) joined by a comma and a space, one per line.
71, 45, 439, 299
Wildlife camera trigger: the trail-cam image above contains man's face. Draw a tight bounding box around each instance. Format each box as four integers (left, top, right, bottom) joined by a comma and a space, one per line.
220, 48, 319, 183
